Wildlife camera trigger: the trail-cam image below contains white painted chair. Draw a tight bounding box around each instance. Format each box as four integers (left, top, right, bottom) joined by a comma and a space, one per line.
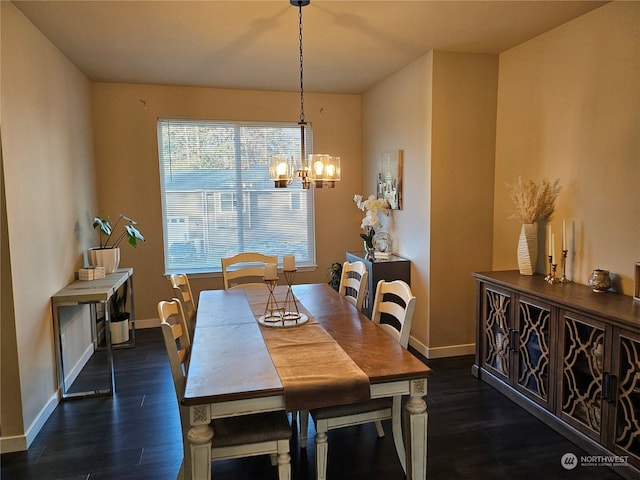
221, 252, 277, 290
338, 261, 369, 311
168, 273, 197, 339
309, 280, 416, 480
299, 260, 370, 447
158, 299, 292, 480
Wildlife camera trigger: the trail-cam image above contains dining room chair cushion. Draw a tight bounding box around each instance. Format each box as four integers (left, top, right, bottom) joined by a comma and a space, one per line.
212, 412, 292, 448
311, 398, 391, 421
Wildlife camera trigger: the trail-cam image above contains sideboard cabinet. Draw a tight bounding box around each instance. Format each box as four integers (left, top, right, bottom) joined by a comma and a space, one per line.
346, 251, 410, 319
473, 271, 640, 478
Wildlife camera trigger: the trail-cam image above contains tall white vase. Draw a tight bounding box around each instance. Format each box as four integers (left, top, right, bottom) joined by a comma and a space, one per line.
517, 224, 537, 275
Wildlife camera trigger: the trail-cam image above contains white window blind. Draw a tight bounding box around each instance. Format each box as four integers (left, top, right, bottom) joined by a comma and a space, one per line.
157, 119, 315, 274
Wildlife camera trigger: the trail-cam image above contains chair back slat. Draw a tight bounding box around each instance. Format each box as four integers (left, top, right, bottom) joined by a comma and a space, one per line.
371, 280, 416, 348
221, 252, 277, 289
168, 274, 197, 338
158, 299, 191, 400
338, 261, 369, 311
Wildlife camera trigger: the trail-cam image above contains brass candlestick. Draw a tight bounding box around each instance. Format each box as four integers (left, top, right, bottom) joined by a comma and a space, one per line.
559, 250, 570, 283
544, 255, 553, 282
281, 269, 303, 323
547, 263, 559, 284
262, 278, 284, 324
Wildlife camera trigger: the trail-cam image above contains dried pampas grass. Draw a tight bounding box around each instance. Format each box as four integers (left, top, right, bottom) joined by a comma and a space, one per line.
508, 177, 561, 224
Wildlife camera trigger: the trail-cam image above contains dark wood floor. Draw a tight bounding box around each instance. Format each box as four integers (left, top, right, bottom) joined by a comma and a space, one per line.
2, 328, 625, 480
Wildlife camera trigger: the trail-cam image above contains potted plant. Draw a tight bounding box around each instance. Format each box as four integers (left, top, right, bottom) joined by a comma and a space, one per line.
90, 213, 145, 273
109, 281, 130, 344
327, 262, 343, 291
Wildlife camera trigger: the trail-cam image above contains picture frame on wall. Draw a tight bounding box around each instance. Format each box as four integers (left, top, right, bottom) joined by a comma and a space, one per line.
377, 150, 403, 210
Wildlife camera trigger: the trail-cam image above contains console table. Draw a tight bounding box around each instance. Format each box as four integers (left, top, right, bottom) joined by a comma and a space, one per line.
51, 268, 135, 399
472, 270, 640, 478
346, 251, 411, 318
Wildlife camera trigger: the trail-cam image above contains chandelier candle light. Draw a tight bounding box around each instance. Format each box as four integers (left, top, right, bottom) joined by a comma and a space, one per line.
269, 0, 341, 189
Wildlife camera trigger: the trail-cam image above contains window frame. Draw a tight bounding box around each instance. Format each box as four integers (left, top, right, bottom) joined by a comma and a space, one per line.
157, 118, 317, 276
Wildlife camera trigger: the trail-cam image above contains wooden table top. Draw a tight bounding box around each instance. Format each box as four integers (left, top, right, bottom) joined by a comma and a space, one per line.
182, 283, 432, 407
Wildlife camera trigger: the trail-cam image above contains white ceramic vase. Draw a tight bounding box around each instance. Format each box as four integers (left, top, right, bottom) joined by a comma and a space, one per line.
89, 247, 120, 274
517, 224, 537, 275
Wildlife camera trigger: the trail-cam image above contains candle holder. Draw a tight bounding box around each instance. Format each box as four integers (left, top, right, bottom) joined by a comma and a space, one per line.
281, 269, 307, 324
260, 278, 284, 324
559, 250, 570, 283
546, 263, 559, 284
544, 255, 553, 282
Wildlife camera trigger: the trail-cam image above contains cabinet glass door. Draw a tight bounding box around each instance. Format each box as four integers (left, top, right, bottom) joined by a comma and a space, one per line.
516, 300, 551, 405
561, 314, 605, 437
484, 288, 511, 378
614, 333, 640, 464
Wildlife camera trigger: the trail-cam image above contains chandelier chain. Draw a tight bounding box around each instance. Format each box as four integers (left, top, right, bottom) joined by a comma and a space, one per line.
298, 2, 305, 124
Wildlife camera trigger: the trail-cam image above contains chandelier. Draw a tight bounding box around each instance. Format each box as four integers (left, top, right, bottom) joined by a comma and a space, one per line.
269, 0, 341, 189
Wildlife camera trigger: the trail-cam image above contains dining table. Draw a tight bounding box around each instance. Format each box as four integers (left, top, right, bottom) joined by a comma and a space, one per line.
182, 283, 433, 479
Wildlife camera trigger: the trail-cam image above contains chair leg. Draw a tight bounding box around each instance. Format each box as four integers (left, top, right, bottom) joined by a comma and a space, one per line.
315, 430, 328, 480
299, 410, 309, 448
374, 420, 385, 437
277, 439, 291, 480
392, 395, 406, 473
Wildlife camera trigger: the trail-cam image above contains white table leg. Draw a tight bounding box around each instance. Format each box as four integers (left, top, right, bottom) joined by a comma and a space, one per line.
188, 405, 213, 480
403, 379, 428, 480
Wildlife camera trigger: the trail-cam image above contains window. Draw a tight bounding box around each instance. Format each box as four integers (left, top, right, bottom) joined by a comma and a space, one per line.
157, 119, 315, 274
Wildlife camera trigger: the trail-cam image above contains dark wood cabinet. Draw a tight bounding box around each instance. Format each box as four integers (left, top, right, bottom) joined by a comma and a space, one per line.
473, 271, 640, 478
345, 251, 410, 319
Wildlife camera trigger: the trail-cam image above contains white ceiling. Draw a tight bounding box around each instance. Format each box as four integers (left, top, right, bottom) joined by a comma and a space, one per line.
13, 0, 607, 94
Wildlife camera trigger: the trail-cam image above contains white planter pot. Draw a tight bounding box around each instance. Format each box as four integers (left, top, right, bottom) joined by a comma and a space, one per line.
89, 247, 120, 274
110, 318, 129, 344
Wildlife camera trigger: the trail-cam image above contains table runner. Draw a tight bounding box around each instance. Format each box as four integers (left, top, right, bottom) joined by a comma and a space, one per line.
243, 286, 371, 411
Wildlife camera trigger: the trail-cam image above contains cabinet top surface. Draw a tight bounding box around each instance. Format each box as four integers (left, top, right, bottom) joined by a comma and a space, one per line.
347, 251, 409, 263
473, 270, 640, 331
52, 268, 133, 304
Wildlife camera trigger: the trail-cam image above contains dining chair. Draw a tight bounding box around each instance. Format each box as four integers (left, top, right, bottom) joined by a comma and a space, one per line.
338, 260, 369, 311
158, 299, 292, 480
167, 273, 197, 339
298, 260, 369, 445
221, 252, 277, 289
309, 279, 416, 480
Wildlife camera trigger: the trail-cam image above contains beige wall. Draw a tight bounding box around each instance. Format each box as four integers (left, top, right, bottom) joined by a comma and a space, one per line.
1, 2, 97, 448
493, 1, 640, 293
362, 51, 497, 357
91, 83, 362, 321
430, 52, 498, 350
362, 54, 433, 350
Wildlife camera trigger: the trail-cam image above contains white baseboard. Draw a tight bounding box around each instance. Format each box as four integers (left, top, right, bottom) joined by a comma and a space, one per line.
409, 336, 475, 359
135, 317, 160, 329
1, 391, 59, 453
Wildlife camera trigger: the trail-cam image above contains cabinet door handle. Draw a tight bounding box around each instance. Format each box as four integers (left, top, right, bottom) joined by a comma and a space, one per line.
508, 328, 519, 352
607, 374, 617, 404
602, 373, 610, 401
